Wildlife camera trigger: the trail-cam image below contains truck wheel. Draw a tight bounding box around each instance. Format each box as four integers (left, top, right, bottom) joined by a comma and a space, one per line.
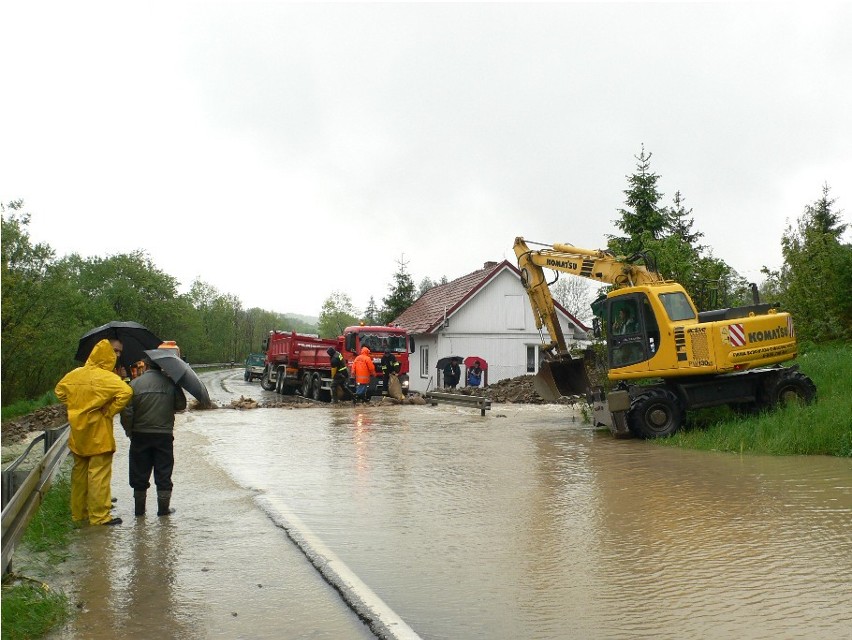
766, 369, 816, 408
260, 369, 276, 391
244, 371, 250, 382
311, 375, 322, 401
627, 389, 683, 439
302, 374, 312, 397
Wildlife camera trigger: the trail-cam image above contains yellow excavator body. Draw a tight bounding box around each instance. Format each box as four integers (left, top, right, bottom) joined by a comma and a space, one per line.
514, 236, 813, 437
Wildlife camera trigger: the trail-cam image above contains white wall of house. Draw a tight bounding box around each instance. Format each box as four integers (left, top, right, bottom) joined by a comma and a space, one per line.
410, 334, 439, 392
406, 268, 590, 393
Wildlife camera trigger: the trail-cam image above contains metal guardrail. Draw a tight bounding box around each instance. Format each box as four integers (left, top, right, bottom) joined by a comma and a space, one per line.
424, 392, 492, 416
1, 424, 70, 574
190, 362, 237, 369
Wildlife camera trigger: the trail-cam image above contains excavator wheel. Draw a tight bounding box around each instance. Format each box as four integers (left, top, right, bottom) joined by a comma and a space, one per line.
627, 388, 684, 439
765, 368, 817, 408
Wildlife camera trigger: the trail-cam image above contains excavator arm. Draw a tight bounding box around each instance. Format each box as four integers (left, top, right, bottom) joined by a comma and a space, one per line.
514, 237, 663, 346
513, 237, 665, 400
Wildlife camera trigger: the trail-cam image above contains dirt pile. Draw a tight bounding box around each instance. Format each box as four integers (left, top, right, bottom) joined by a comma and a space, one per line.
225, 395, 322, 410
1, 404, 68, 444
437, 375, 584, 405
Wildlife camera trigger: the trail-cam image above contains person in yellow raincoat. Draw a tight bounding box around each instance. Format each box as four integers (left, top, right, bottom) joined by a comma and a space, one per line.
55, 338, 133, 525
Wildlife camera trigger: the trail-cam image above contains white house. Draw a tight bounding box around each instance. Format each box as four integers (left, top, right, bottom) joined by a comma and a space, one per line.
393, 260, 590, 393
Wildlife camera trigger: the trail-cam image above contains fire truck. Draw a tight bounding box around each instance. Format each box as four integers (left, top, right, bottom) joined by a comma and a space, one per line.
259, 325, 414, 401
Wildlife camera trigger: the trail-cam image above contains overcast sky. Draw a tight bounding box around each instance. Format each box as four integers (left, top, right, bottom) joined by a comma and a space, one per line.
3, 2, 850, 317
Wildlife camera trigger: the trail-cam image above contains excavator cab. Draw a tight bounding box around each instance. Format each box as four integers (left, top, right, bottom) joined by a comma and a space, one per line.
535, 293, 659, 401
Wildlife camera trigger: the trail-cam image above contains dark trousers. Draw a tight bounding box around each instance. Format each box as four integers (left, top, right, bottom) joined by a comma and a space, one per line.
331, 372, 349, 399
129, 433, 175, 492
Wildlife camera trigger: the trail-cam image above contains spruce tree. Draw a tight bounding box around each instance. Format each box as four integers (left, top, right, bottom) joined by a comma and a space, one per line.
363, 296, 380, 325
609, 144, 671, 256
381, 256, 417, 324
607, 146, 746, 310
779, 184, 851, 342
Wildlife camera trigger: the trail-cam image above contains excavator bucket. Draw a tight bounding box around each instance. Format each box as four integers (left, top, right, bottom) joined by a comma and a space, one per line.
534, 358, 591, 401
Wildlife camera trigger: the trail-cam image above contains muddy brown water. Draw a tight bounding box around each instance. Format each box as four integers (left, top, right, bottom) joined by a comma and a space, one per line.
45, 370, 851, 639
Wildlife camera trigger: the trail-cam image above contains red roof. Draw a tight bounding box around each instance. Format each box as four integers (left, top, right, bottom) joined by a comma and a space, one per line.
392, 260, 588, 334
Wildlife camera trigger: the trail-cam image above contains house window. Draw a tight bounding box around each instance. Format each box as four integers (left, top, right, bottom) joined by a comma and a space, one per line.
420, 345, 429, 377
505, 295, 525, 330
526, 345, 537, 373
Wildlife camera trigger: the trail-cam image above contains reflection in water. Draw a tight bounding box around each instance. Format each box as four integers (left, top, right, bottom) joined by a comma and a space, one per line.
119, 519, 194, 637
50, 516, 198, 640
199, 398, 851, 640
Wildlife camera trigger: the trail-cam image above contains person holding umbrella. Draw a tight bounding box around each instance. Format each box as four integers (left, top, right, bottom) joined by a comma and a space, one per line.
120, 354, 187, 517
55, 339, 133, 526
467, 360, 483, 387
443, 357, 461, 389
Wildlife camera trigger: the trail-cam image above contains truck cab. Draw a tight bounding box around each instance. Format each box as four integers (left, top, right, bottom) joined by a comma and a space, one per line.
342, 325, 415, 395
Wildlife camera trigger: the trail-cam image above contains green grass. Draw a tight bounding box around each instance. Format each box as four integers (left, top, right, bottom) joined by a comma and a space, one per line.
659, 342, 852, 456
21, 473, 75, 557
1, 391, 59, 422
1, 579, 69, 640
1, 470, 74, 639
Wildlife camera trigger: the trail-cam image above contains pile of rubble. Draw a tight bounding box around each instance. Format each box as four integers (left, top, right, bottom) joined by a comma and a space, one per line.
437, 375, 584, 405
225, 395, 319, 410
1, 404, 68, 444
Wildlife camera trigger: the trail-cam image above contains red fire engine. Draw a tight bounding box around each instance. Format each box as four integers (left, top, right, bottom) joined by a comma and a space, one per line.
259, 325, 414, 401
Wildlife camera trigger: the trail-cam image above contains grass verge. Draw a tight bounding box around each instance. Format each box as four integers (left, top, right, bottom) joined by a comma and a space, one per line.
21, 473, 76, 557
0, 580, 69, 640
658, 342, 852, 456
1, 470, 74, 639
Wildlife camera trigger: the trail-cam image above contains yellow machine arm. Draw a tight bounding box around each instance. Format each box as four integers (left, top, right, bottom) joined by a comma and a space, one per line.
513, 237, 664, 352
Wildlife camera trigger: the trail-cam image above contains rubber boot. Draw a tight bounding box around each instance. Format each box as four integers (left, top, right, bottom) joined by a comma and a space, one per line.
157, 490, 175, 516
134, 490, 147, 517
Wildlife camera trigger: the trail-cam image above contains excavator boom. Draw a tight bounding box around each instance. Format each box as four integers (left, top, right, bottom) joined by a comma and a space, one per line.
513, 237, 663, 399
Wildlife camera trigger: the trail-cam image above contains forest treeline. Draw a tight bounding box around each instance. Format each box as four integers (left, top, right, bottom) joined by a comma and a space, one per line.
1, 201, 316, 405
3, 149, 849, 407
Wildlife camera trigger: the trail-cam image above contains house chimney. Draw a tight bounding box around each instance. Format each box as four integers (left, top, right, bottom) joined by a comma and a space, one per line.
483, 261, 498, 270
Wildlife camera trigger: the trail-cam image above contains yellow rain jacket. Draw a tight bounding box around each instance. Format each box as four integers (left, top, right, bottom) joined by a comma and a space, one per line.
55, 339, 133, 457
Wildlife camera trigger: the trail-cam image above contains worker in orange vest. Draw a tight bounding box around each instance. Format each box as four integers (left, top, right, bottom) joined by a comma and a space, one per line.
352, 346, 376, 404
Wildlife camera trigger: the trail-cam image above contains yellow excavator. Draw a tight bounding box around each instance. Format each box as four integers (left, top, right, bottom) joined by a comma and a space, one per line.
514, 237, 816, 438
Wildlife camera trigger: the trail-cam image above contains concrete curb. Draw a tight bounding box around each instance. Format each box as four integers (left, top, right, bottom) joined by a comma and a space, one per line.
256, 494, 422, 640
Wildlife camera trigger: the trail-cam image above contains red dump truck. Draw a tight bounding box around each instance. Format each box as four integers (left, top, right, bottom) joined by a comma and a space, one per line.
259, 325, 414, 401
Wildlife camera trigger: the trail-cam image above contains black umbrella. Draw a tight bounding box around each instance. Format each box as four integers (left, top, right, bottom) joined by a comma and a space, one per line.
144, 349, 211, 406
436, 356, 464, 371
75, 321, 163, 369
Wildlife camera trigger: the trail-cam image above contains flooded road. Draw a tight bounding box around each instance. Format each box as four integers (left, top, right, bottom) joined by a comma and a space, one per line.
53, 369, 851, 639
